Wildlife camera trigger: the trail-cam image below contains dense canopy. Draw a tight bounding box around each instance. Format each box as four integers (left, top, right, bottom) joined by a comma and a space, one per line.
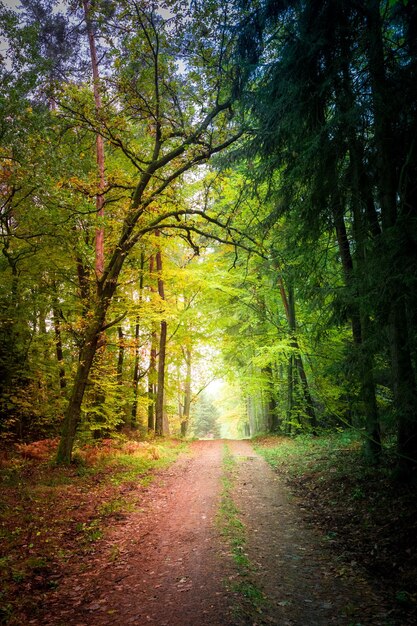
0, 0, 416, 478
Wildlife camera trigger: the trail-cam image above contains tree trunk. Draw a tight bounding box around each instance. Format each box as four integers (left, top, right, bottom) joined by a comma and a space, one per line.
148, 331, 157, 432
155, 319, 167, 436
116, 325, 125, 425
155, 323, 167, 436
147, 255, 157, 432
262, 365, 279, 432
117, 326, 124, 384
287, 353, 294, 434
181, 345, 192, 437
389, 303, 417, 474
131, 317, 140, 427
335, 34, 382, 462
155, 241, 168, 436
56, 311, 105, 464
52, 297, 66, 391
332, 197, 381, 462
131, 253, 144, 426
287, 283, 317, 432
365, 0, 417, 475
83, 0, 105, 278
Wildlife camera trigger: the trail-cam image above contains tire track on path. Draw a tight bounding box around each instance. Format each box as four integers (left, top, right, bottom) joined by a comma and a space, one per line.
229, 439, 392, 626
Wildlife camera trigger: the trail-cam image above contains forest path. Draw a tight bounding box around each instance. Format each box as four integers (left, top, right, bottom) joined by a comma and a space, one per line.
34, 440, 390, 626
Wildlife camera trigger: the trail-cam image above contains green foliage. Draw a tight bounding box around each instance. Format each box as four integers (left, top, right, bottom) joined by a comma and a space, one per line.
1, 0, 416, 477
254, 431, 366, 478
75, 519, 103, 543
192, 391, 221, 438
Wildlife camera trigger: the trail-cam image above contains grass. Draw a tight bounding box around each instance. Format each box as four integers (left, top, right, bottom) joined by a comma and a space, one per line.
218, 446, 248, 569
0, 437, 188, 625
253, 430, 364, 476
217, 444, 267, 620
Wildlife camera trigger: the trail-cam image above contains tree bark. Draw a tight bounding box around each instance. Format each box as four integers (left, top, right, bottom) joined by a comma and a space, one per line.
181, 345, 192, 437
287, 283, 317, 431
365, 0, 417, 474
83, 0, 105, 278
56, 309, 106, 464
287, 353, 294, 434
155, 240, 168, 436
328, 31, 382, 461
264, 365, 279, 432
52, 296, 66, 391
332, 196, 381, 463
147, 332, 157, 432
147, 255, 157, 432
131, 317, 140, 427
155, 321, 167, 436
131, 253, 144, 426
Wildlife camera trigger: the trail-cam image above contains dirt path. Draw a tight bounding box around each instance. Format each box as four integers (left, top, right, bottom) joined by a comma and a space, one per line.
31, 440, 391, 626
229, 440, 390, 626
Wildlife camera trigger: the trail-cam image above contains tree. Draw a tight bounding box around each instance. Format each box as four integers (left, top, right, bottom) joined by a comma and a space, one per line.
82, 0, 106, 277
54, 0, 242, 462
193, 391, 220, 438
155, 234, 168, 436
232, 0, 417, 473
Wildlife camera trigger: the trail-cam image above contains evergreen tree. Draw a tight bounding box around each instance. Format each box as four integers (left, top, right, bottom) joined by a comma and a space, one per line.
193, 391, 220, 438
232, 0, 417, 474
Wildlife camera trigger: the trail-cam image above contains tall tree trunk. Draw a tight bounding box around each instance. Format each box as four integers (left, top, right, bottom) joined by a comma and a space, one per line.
56, 309, 106, 464
38, 300, 49, 365
287, 353, 294, 434
181, 345, 192, 437
155, 241, 168, 436
337, 30, 382, 462
264, 364, 279, 432
365, 1, 417, 475
131, 317, 140, 427
351, 191, 382, 462
147, 330, 157, 432
287, 282, 317, 431
131, 253, 144, 426
155, 321, 167, 436
332, 197, 381, 463
52, 296, 66, 391
75, 249, 90, 313
117, 326, 124, 384
116, 325, 125, 426
83, 0, 107, 435
147, 255, 157, 432
83, 0, 105, 277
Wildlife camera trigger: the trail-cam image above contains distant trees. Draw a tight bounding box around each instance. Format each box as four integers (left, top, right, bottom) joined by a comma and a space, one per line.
193, 392, 221, 439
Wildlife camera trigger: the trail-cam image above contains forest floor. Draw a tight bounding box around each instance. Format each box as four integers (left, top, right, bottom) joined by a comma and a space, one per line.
0, 436, 416, 625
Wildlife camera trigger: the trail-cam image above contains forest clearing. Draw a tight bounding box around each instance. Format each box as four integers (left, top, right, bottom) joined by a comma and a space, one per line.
1, 0, 417, 624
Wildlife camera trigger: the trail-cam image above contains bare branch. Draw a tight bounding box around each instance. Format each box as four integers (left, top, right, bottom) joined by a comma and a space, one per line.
101, 310, 128, 332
